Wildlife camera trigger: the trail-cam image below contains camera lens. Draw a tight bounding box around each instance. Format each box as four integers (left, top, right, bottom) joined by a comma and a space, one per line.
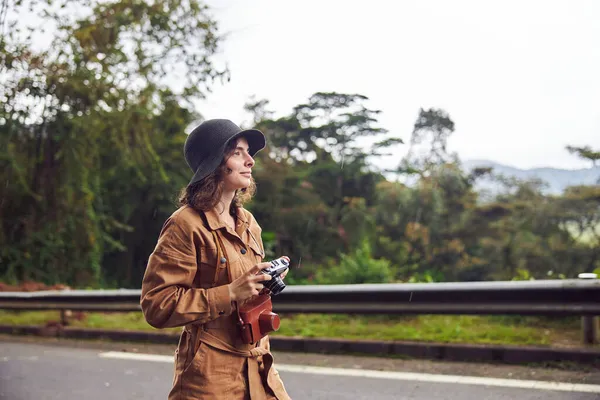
266, 277, 286, 296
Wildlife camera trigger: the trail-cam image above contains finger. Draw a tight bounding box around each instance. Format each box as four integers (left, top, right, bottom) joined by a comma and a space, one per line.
247, 264, 261, 274
254, 262, 272, 273
247, 263, 267, 275
251, 273, 272, 282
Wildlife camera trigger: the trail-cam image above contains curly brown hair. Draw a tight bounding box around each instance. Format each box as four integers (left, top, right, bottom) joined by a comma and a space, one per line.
178, 139, 256, 215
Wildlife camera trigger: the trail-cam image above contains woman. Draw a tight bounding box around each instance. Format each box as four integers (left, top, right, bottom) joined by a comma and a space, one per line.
140, 119, 292, 399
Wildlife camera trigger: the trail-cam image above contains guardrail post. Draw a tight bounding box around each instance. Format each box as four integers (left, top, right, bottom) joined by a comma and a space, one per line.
579, 273, 598, 345
60, 310, 70, 326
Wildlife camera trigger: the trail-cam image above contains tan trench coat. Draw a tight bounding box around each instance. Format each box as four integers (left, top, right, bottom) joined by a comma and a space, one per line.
140, 205, 291, 400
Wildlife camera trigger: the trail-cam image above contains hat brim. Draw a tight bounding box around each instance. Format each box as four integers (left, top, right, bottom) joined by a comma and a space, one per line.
188, 128, 266, 186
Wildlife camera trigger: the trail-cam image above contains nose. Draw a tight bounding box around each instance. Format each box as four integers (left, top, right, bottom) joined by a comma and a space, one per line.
245, 154, 254, 168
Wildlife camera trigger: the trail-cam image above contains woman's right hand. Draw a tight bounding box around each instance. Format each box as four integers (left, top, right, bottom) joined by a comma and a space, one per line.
228, 263, 272, 302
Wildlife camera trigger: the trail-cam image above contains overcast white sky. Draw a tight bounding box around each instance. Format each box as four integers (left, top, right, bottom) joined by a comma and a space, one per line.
195, 0, 600, 171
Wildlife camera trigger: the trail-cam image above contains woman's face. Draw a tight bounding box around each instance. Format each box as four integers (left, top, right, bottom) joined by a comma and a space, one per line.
223, 137, 255, 191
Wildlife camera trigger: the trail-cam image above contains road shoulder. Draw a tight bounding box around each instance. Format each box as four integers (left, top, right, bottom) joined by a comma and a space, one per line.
1, 333, 598, 385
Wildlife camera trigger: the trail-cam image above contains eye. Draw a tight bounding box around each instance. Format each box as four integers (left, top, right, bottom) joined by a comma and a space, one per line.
234, 151, 241, 156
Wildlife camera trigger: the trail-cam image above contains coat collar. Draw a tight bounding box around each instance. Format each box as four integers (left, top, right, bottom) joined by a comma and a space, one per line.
203, 206, 249, 232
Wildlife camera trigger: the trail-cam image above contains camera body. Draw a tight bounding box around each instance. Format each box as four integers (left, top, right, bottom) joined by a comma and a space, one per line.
260, 257, 289, 296
237, 257, 290, 344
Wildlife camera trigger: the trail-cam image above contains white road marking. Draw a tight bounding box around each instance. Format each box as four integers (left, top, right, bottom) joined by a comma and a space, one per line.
98, 351, 600, 394
99, 352, 172, 363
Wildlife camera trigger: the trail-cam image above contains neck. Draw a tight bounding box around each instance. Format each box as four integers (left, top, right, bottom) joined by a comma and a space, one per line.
217, 189, 236, 215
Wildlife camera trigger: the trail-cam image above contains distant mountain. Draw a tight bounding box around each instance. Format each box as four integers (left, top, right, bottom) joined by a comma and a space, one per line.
461, 160, 600, 195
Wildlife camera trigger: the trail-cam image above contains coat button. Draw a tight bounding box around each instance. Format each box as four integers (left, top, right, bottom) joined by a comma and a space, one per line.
240, 248, 247, 254
220, 257, 227, 264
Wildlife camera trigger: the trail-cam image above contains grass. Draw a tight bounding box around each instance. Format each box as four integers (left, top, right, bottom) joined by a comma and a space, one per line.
274, 314, 585, 347
0, 310, 590, 348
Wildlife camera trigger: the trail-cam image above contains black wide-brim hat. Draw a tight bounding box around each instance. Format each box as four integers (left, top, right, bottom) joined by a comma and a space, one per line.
184, 119, 266, 186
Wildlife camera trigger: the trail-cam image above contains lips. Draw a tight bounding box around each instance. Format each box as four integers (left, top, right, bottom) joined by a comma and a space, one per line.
240, 172, 252, 177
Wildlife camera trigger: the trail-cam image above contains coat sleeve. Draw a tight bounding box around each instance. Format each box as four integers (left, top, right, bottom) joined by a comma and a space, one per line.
140, 216, 234, 328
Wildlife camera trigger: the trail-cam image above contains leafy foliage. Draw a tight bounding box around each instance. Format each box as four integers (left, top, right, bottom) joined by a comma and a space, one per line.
316, 240, 393, 284
1, 2, 598, 288
1, 0, 224, 285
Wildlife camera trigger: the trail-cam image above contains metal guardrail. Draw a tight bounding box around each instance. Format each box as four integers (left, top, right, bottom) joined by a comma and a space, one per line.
1, 279, 598, 343
0, 279, 599, 314
275, 279, 600, 316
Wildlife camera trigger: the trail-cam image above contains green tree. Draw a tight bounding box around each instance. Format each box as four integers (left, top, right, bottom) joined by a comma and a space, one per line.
399, 108, 457, 176
566, 145, 600, 168
245, 93, 398, 280
554, 185, 600, 273
0, 0, 225, 286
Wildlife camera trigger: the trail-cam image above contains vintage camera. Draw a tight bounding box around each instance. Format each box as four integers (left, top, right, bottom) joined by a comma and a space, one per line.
260, 257, 289, 296
237, 257, 290, 344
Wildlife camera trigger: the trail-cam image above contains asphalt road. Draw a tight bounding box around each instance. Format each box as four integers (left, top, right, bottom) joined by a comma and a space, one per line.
1, 342, 599, 400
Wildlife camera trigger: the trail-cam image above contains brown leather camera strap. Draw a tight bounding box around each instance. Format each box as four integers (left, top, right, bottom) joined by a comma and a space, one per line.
210, 230, 232, 285
211, 229, 244, 325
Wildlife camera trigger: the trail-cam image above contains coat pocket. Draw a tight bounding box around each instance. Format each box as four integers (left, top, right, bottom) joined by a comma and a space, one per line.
183, 340, 206, 375
196, 246, 225, 287
176, 336, 211, 398
174, 327, 197, 383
